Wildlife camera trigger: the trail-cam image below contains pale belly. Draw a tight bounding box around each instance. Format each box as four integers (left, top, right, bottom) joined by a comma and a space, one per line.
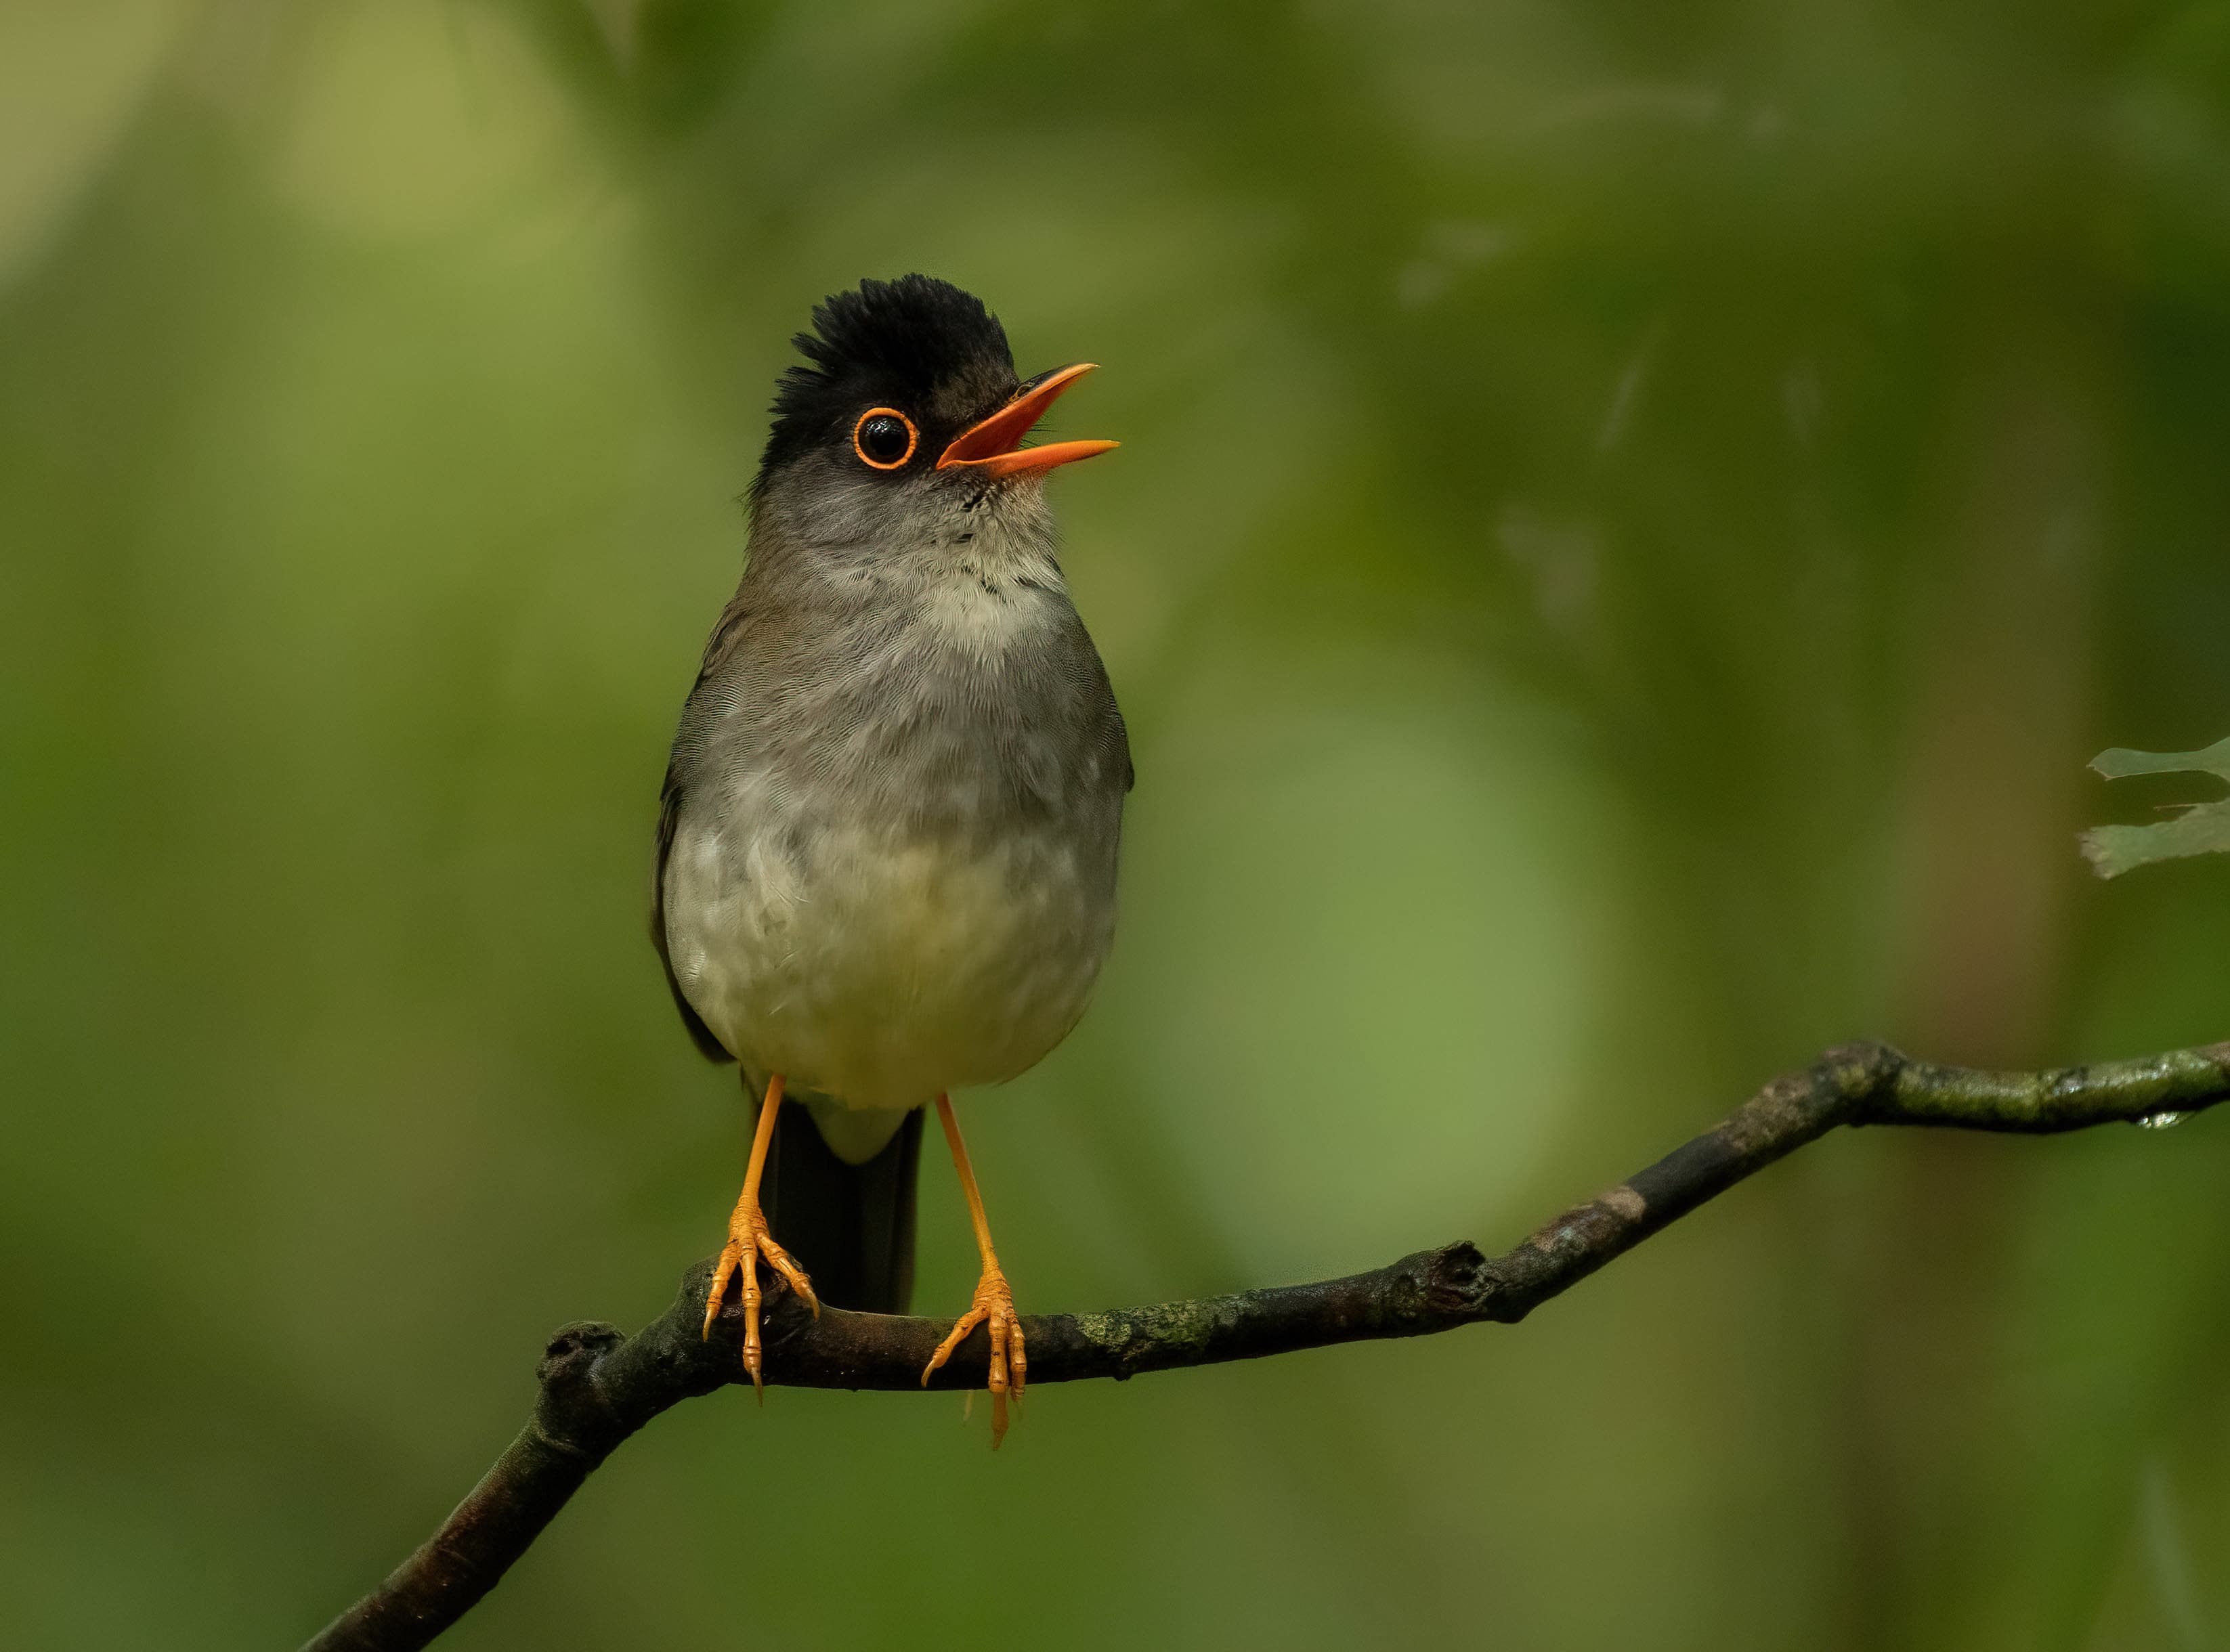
662, 810, 1115, 1118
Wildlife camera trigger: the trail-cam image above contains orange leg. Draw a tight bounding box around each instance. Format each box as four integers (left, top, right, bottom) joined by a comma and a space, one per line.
701, 1072, 818, 1396
920, 1092, 1026, 1446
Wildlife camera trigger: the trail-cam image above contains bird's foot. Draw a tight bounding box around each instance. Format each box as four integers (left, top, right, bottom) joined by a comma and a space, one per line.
922, 1263, 1026, 1447
701, 1190, 817, 1397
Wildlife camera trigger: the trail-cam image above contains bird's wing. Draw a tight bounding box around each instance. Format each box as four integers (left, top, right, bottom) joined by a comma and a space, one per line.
649, 597, 753, 1064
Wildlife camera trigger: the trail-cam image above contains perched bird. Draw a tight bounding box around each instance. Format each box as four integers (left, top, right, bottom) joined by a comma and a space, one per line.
652, 275, 1129, 1443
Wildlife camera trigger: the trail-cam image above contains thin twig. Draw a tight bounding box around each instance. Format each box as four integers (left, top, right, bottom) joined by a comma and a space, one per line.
303, 1037, 2230, 1651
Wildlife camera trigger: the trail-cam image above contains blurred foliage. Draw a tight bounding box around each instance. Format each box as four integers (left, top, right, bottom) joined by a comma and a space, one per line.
2084, 737, 2230, 877
5, 1, 2230, 1648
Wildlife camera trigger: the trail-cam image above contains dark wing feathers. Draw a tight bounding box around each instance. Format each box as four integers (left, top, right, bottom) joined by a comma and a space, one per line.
650, 599, 753, 1065
651, 775, 732, 1062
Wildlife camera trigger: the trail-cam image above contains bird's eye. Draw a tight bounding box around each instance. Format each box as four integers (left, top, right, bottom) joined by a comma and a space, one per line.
852, 408, 918, 470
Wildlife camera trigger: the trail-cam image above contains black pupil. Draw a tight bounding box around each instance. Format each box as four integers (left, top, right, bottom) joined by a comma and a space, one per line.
860, 415, 909, 464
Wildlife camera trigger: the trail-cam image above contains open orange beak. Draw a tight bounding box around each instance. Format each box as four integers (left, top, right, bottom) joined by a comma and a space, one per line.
937, 362, 1119, 479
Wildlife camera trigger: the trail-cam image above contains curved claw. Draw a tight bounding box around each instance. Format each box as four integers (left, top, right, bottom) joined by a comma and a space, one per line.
765, 1246, 820, 1319
700, 1251, 737, 1343
921, 1305, 984, 1383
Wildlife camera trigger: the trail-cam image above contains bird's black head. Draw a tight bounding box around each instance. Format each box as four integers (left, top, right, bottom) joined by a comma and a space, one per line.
750, 275, 1115, 513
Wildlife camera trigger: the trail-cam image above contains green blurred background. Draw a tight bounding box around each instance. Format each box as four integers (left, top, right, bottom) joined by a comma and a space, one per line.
6, 2, 2230, 1647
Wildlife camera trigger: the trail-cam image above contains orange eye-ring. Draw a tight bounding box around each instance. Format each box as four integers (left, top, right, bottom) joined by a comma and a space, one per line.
852, 407, 918, 469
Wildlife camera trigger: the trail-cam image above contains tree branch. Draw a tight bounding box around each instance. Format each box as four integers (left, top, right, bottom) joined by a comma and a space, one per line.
303, 1037, 2230, 1651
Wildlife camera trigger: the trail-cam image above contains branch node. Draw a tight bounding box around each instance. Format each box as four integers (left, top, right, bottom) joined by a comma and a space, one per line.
540, 1322, 624, 1375
1819, 1039, 1906, 1124
1419, 1240, 1488, 1311
534, 1322, 627, 1460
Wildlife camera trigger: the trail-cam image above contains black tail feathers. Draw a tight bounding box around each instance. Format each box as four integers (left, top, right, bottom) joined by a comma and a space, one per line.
761, 1102, 923, 1315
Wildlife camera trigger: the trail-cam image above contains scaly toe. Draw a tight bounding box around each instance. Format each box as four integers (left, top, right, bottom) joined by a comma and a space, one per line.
926, 1269, 1025, 1446
700, 1211, 816, 1399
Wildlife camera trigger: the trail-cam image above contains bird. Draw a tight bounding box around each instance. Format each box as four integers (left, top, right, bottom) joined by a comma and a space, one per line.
651, 274, 1130, 1444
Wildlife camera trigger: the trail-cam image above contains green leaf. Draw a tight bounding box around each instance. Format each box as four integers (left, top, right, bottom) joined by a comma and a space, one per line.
2080, 737, 2230, 878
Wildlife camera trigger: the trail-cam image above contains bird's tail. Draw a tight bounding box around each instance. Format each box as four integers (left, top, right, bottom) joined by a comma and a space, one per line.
761, 1100, 923, 1315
